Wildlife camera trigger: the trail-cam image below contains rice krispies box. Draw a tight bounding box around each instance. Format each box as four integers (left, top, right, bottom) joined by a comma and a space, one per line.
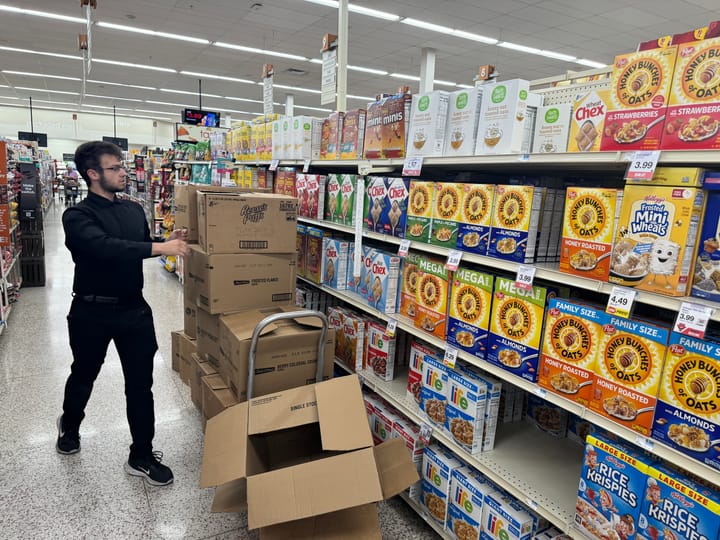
445, 366, 487, 455
447, 267, 494, 360
414, 255, 452, 339
407, 340, 441, 406
400, 251, 422, 320
364, 176, 387, 233
383, 177, 410, 238
481, 490, 543, 540
457, 183, 495, 256
430, 182, 464, 249
448, 467, 496, 540
488, 185, 546, 263
405, 181, 435, 243
321, 237, 349, 290
652, 333, 720, 471
421, 355, 449, 431
421, 444, 464, 526
575, 434, 651, 540
366, 320, 397, 381
324, 173, 342, 223
365, 249, 401, 313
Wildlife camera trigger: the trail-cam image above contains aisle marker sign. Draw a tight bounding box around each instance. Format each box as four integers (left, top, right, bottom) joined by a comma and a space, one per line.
303, 159, 311, 173
402, 156, 423, 176
625, 150, 660, 181
385, 319, 398, 338
515, 265, 536, 291
606, 286, 637, 318
353, 177, 365, 279
443, 347, 458, 369
262, 68, 274, 116
445, 250, 462, 271
321, 48, 337, 106
269, 159, 279, 171
419, 423, 433, 446
673, 302, 714, 339
398, 239, 411, 257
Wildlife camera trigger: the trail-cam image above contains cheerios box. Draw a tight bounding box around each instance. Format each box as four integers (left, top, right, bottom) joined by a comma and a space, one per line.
414, 255, 452, 339
488, 277, 559, 383
652, 332, 720, 471
421, 444, 464, 527
575, 434, 651, 540
321, 237, 349, 290
638, 463, 720, 540
405, 181, 436, 243
408, 340, 441, 406
591, 315, 670, 436
481, 490, 541, 540
421, 355, 450, 432
382, 177, 410, 238
364, 249, 401, 313
457, 184, 495, 256
488, 185, 546, 263
430, 182, 464, 249
448, 467, 496, 540
446, 367, 487, 455
447, 267, 494, 360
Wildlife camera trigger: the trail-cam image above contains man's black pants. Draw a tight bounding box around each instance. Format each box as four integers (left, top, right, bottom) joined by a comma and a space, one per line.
62, 297, 158, 458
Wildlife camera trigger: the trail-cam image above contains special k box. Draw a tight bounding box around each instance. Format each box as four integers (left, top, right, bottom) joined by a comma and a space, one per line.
457, 184, 494, 256
488, 185, 546, 264
600, 46, 679, 151
560, 187, 623, 281
405, 181, 435, 244
430, 182, 464, 249
400, 251, 422, 320
539, 299, 603, 407
414, 255, 451, 339
662, 37, 720, 150
447, 267, 494, 360
568, 89, 609, 152
590, 315, 670, 436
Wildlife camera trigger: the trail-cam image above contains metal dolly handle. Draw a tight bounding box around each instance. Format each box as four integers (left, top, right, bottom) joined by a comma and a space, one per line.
246, 310, 329, 400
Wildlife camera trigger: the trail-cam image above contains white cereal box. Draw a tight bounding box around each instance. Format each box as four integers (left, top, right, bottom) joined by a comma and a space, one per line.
444, 87, 483, 157
366, 320, 397, 381
421, 355, 449, 432
321, 237, 349, 290
408, 340, 441, 406
365, 249, 401, 313
460, 365, 502, 452
393, 417, 425, 501
532, 104, 572, 153
448, 467, 496, 540
475, 79, 531, 155
421, 444, 464, 527
371, 400, 401, 445
482, 490, 541, 540
446, 367, 487, 455
407, 90, 450, 157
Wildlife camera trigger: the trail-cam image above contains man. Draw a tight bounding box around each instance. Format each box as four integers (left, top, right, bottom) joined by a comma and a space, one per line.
57, 141, 189, 487
64, 164, 79, 207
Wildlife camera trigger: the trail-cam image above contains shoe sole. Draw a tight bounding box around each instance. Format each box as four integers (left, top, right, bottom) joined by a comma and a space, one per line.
56, 415, 80, 455
124, 462, 174, 487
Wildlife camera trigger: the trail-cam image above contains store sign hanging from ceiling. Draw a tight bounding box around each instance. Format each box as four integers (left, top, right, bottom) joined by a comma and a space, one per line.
321, 33, 338, 105
263, 64, 274, 117
183, 108, 221, 127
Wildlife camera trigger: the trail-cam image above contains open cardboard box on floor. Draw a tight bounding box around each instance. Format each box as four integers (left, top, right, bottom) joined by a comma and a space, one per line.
200, 375, 419, 533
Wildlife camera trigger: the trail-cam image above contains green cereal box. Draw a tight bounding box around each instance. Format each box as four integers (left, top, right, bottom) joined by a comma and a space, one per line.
324, 174, 342, 223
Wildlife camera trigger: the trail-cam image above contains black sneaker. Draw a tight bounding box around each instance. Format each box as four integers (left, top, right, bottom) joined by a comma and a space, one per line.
124, 451, 174, 487
56, 415, 80, 455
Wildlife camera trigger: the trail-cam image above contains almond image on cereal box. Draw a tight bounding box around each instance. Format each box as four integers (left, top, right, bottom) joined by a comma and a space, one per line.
414, 255, 451, 339
430, 182, 464, 249
568, 89, 609, 152
405, 181, 435, 244
590, 315, 670, 435
447, 267, 494, 360
457, 184, 494, 256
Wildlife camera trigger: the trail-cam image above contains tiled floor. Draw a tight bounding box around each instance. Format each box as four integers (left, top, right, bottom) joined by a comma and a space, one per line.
0, 200, 438, 539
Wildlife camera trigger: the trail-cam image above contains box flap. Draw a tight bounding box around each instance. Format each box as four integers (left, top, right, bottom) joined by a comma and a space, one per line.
247, 448, 384, 529
210, 478, 248, 513
259, 504, 381, 540
372, 438, 421, 499
248, 384, 319, 435
200, 402, 249, 488
205, 373, 228, 391
220, 308, 281, 342
316, 375, 373, 451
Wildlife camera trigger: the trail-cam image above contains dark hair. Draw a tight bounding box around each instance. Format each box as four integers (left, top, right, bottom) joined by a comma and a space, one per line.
74, 141, 123, 187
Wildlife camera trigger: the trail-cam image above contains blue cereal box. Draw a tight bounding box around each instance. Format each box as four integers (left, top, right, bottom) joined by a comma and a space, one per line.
638, 463, 720, 540
346, 244, 375, 297
691, 190, 720, 302
321, 237, 349, 290
421, 355, 449, 431
652, 332, 720, 472
447, 267, 494, 360
365, 249, 401, 313
383, 177, 410, 238
488, 185, 546, 263
575, 434, 650, 540
457, 183, 495, 256
482, 490, 542, 540
448, 466, 496, 540
446, 367, 487, 455
421, 444, 464, 526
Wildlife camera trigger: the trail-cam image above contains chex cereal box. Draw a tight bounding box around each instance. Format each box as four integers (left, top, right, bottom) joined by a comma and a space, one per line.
421, 355, 449, 431
407, 340, 441, 406
489, 185, 546, 263
422, 444, 464, 527
691, 190, 720, 302
591, 315, 670, 435
324, 173, 342, 223
447, 267, 494, 360
446, 367, 487, 454
457, 183, 495, 256
430, 182, 464, 249
400, 251, 422, 320
383, 177, 410, 238
652, 333, 720, 471
609, 185, 706, 297
347, 244, 375, 297
364, 176, 387, 233
365, 249, 401, 313
488, 277, 557, 383
338, 173, 359, 227
448, 467, 496, 540
568, 89, 610, 153
327, 306, 346, 361
414, 255, 451, 339
460, 365, 502, 452
366, 320, 397, 381
305, 174, 326, 220
575, 434, 651, 540
560, 187, 624, 281
321, 237, 349, 290
296, 173, 308, 214
482, 490, 540, 540
539, 298, 603, 407
638, 463, 720, 540
405, 180, 436, 243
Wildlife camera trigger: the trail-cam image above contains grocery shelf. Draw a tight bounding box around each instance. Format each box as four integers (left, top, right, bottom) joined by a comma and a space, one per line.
1, 253, 20, 279
397, 492, 453, 540
173, 160, 213, 165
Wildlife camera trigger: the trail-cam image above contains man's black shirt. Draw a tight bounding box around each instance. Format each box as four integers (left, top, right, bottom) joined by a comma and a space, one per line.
63, 192, 155, 299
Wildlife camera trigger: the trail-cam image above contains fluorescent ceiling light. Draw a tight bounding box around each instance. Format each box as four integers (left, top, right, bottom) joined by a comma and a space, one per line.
225, 96, 263, 104
348, 5, 399, 21
456, 84, 474, 89
2, 70, 81, 81
576, 59, 607, 69
539, 50, 576, 62
15, 86, 78, 95
272, 84, 322, 95
146, 100, 194, 108
84, 93, 143, 102
160, 88, 221, 98
94, 58, 176, 73
214, 42, 308, 61
97, 21, 210, 44
0, 95, 19, 100
309, 58, 323, 64
0, 5, 85, 24
498, 42, 542, 55
433, 80, 457, 87
293, 105, 333, 112
347, 94, 374, 101
88, 79, 157, 91
180, 71, 255, 84
82, 104, 134, 111
401, 18, 453, 34
26, 99, 78, 106
451, 30, 497, 45
0, 45, 81, 61
348, 65, 388, 76
390, 73, 421, 81
135, 108, 180, 115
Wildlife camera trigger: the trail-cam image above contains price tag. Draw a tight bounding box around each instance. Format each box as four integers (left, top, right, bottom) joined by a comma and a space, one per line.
269, 159, 279, 171
443, 347, 459, 369
398, 239, 411, 257
533, 387, 547, 398
634, 436, 655, 452
515, 265, 536, 291
386, 319, 398, 338
302, 159, 311, 173
673, 302, 714, 339
606, 286, 637, 318
445, 250, 462, 271
518, 153, 530, 162
626, 150, 660, 181
402, 156, 423, 176
525, 498, 539, 512
358, 160, 372, 176
419, 423, 433, 446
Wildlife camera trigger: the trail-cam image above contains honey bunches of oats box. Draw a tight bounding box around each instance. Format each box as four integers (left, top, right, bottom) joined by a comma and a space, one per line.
400, 251, 422, 320
488, 185, 546, 264
447, 267, 494, 360
457, 184, 495, 256
414, 255, 451, 339
430, 182, 464, 249
448, 467, 496, 540
651, 332, 720, 471
421, 444, 463, 527
405, 180, 435, 243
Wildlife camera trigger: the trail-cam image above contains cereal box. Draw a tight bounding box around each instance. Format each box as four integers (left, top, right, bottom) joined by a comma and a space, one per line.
414, 255, 451, 339
626, 166, 706, 186
408, 340, 441, 406
482, 490, 541, 540
430, 182, 464, 249
392, 417, 425, 500
271, 119, 282, 160
405, 181, 436, 243
363, 97, 385, 159
568, 89, 610, 153
488, 185, 546, 263
295, 173, 308, 215
365, 249, 401, 313
460, 365, 502, 452
609, 185, 706, 296
524, 393, 568, 438
371, 400, 401, 445
532, 104, 572, 153
366, 320, 397, 381
446, 367, 487, 454
457, 184, 495, 256
662, 36, 720, 150
444, 87, 483, 157
539, 298, 604, 407
382, 92, 412, 158
475, 79, 531, 155
575, 434, 650, 540
364, 176, 387, 233
652, 333, 720, 471
304, 226, 327, 284
281, 117, 292, 159
321, 237, 349, 290
400, 251, 422, 320
566, 412, 603, 446
600, 47, 679, 151
336, 310, 366, 372
447, 267, 494, 360
560, 187, 624, 281
383, 177, 410, 238
324, 173, 342, 223
421, 355, 449, 430
591, 315, 670, 436
347, 244, 374, 296
291, 116, 322, 160
488, 277, 557, 383
296, 223, 307, 278
338, 173, 359, 227
421, 444, 464, 526
305, 174, 326, 220
448, 467, 495, 540
407, 90, 450, 157
321, 111, 343, 160
339, 108, 366, 160
638, 463, 720, 540
691, 190, 720, 302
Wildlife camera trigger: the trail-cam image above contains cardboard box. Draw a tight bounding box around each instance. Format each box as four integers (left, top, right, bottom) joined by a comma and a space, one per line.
196, 191, 298, 254
414, 255, 451, 339
421, 444, 463, 526
444, 87, 483, 157
532, 104, 572, 153
475, 79, 531, 155
175, 184, 254, 243
218, 306, 335, 401
260, 505, 383, 540
405, 181, 435, 244
187, 245, 296, 315
447, 267, 494, 360
457, 184, 494, 256
190, 352, 217, 409
407, 90, 450, 157
183, 289, 198, 339
201, 374, 238, 420
171, 330, 182, 372
200, 375, 419, 530
430, 182, 464, 249
340, 109, 366, 160
568, 89, 609, 153
178, 331, 196, 384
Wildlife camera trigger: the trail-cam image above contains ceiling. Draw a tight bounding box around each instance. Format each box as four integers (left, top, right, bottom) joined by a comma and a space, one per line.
0, 0, 717, 124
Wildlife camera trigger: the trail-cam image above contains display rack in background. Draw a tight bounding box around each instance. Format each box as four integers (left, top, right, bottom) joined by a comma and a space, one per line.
15, 144, 46, 289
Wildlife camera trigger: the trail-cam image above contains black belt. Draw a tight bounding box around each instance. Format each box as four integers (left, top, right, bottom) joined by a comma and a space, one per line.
74, 294, 140, 305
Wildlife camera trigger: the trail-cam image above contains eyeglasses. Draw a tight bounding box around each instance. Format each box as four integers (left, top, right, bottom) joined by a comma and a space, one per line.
99, 165, 128, 173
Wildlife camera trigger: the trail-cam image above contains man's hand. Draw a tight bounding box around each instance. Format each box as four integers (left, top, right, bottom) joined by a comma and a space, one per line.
167, 227, 188, 242
152, 239, 190, 258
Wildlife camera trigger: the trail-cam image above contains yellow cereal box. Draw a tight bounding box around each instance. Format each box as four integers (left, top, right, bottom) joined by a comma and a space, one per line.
488, 185, 545, 263
457, 184, 494, 256
430, 182, 464, 249
568, 89, 610, 152
626, 166, 705, 186
414, 255, 451, 339
405, 181, 435, 244
400, 251, 422, 320
560, 187, 623, 281
447, 267, 494, 360
609, 185, 707, 296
